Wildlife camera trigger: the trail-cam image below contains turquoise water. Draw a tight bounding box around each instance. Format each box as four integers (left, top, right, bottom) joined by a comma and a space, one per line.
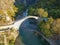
19, 29, 49, 45
18, 19, 50, 45
15, 0, 50, 44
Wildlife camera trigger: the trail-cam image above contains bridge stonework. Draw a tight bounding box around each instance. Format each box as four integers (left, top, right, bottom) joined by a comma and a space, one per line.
0, 16, 39, 30
13, 16, 39, 29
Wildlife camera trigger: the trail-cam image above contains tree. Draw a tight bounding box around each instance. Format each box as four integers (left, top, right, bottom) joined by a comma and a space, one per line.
38, 18, 53, 38
28, 0, 60, 18
28, 7, 48, 17
51, 19, 60, 45
28, 7, 35, 15
0, 0, 18, 20
46, 17, 54, 24
38, 17, 60, 45
37, 8, 48, 17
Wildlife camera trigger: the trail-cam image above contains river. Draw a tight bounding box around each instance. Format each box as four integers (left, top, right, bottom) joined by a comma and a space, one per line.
14, 16, 50, 45
14, 0, 50, 45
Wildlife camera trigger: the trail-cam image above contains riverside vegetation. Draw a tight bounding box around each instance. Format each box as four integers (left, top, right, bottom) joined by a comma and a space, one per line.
0, 0, 19, 45
0, 0, 60, 45
0, 28, 19, 45
28, 0, 60, 45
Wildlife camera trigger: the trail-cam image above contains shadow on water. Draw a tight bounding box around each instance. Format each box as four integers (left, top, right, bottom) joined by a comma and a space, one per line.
15, 18, 50, 45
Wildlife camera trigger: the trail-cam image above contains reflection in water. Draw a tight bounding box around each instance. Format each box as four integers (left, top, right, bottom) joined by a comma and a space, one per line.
15, 19, 50, 45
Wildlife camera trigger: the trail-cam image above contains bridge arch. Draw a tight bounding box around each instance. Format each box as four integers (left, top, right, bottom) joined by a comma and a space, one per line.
13, 16, 39, 29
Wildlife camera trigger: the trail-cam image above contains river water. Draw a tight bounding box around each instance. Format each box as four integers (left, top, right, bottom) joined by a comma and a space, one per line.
14, 0, 50, 44
15, 17, 50, 45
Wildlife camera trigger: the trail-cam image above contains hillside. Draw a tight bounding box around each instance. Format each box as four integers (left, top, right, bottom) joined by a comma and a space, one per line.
0, 0, 18, 26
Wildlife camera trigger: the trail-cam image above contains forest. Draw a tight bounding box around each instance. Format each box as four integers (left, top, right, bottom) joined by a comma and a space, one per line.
28, 0, 60, 45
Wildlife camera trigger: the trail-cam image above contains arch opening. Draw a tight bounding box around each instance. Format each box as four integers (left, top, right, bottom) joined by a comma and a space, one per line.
13, 16, 39, 29
18, 18, 38, 45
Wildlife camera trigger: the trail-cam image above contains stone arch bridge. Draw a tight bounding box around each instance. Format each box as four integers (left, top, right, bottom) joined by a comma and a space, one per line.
0, 16, 39, 30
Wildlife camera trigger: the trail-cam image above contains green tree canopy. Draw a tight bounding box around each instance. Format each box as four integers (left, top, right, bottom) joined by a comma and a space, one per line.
37, 8, 48, 17
28, 0, 60, 19
38, 17, 60, 44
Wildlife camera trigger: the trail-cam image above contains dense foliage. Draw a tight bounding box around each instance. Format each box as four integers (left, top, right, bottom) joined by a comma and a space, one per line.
38, 17, 60, 44
0, 0, 18, 19
28, 0, 60, 44
28, 0, 60, 19
28, 7, 48, 17
38, 17, 54, 38
0, 28, 18, 45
